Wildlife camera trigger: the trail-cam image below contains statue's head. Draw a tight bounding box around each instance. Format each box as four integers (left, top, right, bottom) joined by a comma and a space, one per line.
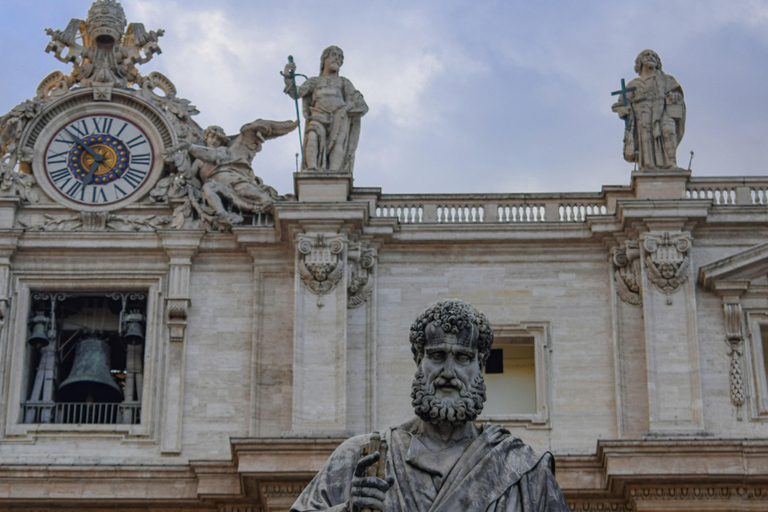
203, 125, 229, 148
86, 0, 127, 46
409, 299, 493, 426
320, 45, 344, 74
634, 49, 662, 74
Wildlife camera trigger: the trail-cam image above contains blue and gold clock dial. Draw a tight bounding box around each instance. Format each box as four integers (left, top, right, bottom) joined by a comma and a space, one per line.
43, 114, 154, 206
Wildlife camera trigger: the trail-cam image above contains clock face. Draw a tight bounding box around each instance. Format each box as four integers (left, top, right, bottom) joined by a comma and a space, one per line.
42, 114, 155, 207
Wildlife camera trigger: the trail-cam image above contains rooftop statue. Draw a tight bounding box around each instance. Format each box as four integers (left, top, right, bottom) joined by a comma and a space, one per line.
291, 299, 570, 512
283, 46, 368, 174
612, 49, 686, 170
152, 119, 297, 229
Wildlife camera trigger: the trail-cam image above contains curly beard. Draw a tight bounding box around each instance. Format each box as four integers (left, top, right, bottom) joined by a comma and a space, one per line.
410, 367, 486, 426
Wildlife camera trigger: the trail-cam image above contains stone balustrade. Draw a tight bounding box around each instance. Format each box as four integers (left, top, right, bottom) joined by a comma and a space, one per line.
374, 193, 609, 224
686, 177, 768, 205
370, 177, 768, 225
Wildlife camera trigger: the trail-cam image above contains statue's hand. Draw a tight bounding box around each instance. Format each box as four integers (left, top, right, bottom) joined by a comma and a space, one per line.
284, 62, 296, 79
348, 451, 394, 512
612, 105, 630, 118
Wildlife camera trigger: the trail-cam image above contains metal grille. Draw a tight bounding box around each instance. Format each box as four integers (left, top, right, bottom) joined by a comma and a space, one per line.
21, 401, 140, 425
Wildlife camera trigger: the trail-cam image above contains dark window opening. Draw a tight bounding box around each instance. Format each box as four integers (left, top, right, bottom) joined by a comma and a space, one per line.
22, 292, 146, 425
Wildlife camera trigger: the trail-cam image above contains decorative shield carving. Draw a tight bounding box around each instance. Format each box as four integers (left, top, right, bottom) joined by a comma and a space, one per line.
297, 234, 345, 306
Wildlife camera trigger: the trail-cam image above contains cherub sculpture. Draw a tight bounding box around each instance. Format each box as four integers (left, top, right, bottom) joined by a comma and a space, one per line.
153, 119, 297, 229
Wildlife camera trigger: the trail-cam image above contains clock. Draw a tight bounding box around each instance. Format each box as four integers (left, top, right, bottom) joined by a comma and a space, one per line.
28, 91, 171, 212
43, 114, 153, 207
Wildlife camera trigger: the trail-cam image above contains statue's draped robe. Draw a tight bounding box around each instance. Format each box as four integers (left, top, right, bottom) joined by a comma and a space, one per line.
291, 418, 570, 512
624, 71, 685, 169
284, 76, 366, 173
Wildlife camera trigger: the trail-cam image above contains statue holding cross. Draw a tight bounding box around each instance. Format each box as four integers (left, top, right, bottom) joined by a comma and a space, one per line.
611, 49, 685, 170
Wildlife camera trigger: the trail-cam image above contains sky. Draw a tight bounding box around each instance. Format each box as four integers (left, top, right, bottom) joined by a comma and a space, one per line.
2, 0, 768, 197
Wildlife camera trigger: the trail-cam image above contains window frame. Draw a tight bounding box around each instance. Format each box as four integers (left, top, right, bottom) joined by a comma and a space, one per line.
477, 322, 551, 428
746, 310, 768, 420
2, 275, 163, 439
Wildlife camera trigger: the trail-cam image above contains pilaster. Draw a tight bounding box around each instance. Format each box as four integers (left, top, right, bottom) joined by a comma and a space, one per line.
639, 223, 705, 435
290, 226, 350, 435
157, 229, 204, 454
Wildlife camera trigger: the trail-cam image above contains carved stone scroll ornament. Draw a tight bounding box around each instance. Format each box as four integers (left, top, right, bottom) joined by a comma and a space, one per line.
724, 302, 746, 420
347, 243, 376, 309
297, 234, 345, 307
612, 240, 642, 306
643, 232, 691, 304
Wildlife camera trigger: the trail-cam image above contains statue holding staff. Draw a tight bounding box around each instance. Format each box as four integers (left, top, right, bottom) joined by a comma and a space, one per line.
283, 46, 368, 174
612, 49, 685, 170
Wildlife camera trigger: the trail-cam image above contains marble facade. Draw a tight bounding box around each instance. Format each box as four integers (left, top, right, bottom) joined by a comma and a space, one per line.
1, 2, 768, 511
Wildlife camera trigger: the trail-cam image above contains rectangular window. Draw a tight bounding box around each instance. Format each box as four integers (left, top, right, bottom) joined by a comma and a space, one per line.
482, 343, 537, 415
478, 323, 550, 427
21, 292, 146, 425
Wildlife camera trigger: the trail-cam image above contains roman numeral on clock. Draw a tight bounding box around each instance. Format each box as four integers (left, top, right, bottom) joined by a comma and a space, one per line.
131, 153, 151, 166
64, 180, 82, 198
122, 168, 147, 189
91, 186, 108, 203
91, 117, 114, 134
49, 168, 71, 185
126, 135, 147, 149
46, 150, 69, 166
68, 120, 90, 138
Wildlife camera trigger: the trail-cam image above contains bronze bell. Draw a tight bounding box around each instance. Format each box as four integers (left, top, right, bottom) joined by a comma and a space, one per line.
58, 337, 123, 403
124, 321, 144, 345
27, 320, 49, 349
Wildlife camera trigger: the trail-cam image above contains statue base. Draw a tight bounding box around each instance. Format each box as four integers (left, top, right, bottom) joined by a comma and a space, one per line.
631, 168, 691, 200
294, 171, 352, 202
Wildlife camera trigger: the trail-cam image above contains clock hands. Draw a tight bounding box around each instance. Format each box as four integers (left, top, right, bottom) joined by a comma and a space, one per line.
62, 127, 108, 188
62, 128, 105, 164
81, 156, 103, 188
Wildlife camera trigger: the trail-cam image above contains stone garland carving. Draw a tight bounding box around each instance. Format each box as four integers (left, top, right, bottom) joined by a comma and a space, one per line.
724, 302, 746, 420
612, 240, 642, 306
166, 298, 188, 343
643, 232, 691, 304
347, 243, 376, 309
18, 212, 170, 231
0, 100, 42, 203
297, 234, 345, 307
